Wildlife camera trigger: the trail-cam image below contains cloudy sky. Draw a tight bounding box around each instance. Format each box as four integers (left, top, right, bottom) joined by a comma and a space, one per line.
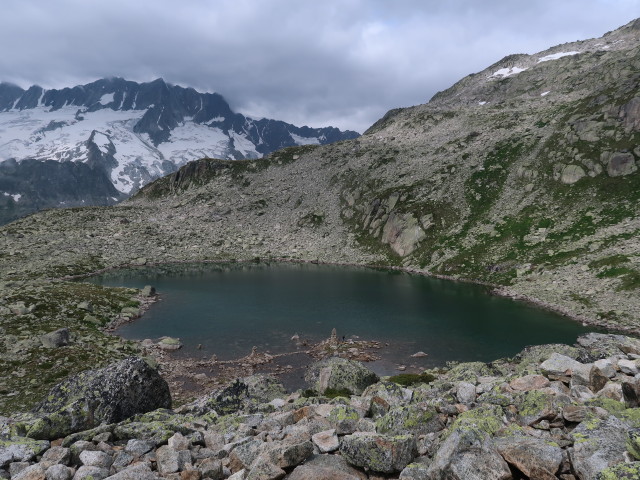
1, 1, 638, 132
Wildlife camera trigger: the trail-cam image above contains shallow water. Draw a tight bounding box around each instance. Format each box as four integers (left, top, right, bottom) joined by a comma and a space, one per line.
87, 262, 595, 377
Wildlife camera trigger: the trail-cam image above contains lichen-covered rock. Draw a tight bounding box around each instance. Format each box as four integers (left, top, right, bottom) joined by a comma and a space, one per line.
361, 381, 410, 418
569, 414, 630, 479
577, 333, 640, 358
375, 404, 444, 436
426, 428, 511, 480
305, 358, 379, 395
181, 375, 285, 416
340, 432, 416, 473
288, 454, 366, 480
448, 405, 504, 437
597, 461, 640, 479
512, 344, 581, 374
25, 357, 170, 440
327, 405, 361, 435
0, 437, 50, 468
514, 390, 559, 426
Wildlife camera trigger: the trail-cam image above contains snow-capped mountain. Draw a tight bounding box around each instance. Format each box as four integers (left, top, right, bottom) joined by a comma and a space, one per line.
0, 77, 359, 224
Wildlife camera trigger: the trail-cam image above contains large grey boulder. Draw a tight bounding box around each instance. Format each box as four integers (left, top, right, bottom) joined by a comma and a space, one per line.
26, 357, 171, 440
340, 432, 416, 474
607, 152, 637, 177
40, 328, 71, 349
426, 428, 511, 480
569, 415, 630, 479
305, 358, 379, 395
495, 436, 563, 479
287, 454, 366, 480
0, 438, 50, 468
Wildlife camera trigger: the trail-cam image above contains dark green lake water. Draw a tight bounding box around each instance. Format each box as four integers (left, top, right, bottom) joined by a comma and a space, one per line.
88, 262, 594, 377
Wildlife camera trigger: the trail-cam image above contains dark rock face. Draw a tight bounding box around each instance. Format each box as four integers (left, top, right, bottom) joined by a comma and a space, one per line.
0, 158, 124, 225
27, 357, 171, 440
179, 374, 286, 416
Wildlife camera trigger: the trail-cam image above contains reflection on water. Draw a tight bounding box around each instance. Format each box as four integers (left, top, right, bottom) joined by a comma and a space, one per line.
87, 262, 595, 377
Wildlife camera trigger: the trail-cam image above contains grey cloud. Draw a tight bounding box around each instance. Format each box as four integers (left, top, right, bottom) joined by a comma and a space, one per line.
0, 0, 638, 132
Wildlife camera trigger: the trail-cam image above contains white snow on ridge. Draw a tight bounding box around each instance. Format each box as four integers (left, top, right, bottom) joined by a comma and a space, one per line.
488, 67, 527, 79
99, 93, 115, 105
2, 192, 21, 201
92, 131, 111, 154
538, 51, 580, 63
290, 133, 320, 145
541, 91, 550, 96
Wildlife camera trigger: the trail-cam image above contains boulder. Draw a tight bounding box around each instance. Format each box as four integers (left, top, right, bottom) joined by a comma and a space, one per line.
577, 333, 640, 358
105, 463, 159, 480
569, 415, 630, 479
73, 465, 109, 480
27, 357, 171, 440
375, 404, 445, 436
12, 464, 47, 480
426, 428, 511, 480
361, 381, 410, 418
456, 381, 477, 404
0, 438, 50, 467
311, 430, 339, 453
305, 358, 379, 395
495, 436, 563, 479
340, 432, 416, 474
44, 464, 73, 480
540, 353, 584, 376
327, 405, 361, 435
181, 374, 285, 416
560, 164, 586, 184
381, 212, 426, 256
287, 453, 366, 480
607, 152, 637, 177
509, 374, 550, 392
40, 328, 71, 349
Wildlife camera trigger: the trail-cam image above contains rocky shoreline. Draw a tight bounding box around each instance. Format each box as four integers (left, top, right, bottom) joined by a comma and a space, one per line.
4, 332, 640, 479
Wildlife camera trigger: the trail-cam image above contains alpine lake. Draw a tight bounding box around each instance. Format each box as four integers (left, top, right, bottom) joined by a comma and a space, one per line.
86, 262, 596, 389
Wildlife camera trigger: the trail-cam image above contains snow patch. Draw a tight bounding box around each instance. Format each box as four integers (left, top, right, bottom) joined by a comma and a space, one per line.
290, 133, 320, 145
538, 51, 580, 63
92, 131, 111, 154
2, 192, 21, 202
488, 67, 527, 79
541, 91, 550, 96
478, 101, 487, 105
99, 93, 115, 105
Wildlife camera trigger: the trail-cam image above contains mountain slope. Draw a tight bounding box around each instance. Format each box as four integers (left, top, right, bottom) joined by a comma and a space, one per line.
0, 77, 359, 224
0, 20, 638, 339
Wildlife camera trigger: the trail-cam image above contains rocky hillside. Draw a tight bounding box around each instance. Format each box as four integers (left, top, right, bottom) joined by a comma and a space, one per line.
0, 77, 359, 225
0, 17, 639, 475
5, 334, 640, 479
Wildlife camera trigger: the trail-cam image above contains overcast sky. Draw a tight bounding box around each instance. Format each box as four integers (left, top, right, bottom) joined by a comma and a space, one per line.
1, 1, 638, 132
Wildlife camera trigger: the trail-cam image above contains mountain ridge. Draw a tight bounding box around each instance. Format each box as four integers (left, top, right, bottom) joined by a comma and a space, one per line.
0, 77, 359, 224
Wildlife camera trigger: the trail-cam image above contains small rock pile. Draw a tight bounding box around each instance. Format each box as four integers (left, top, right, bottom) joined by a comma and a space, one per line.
4, 333, 640, 479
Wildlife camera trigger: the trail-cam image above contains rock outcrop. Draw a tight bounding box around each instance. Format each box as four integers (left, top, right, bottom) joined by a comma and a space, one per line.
25, 357, 171, 440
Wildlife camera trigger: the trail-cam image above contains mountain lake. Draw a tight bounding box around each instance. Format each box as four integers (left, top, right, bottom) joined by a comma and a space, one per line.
86, 262, 596, 385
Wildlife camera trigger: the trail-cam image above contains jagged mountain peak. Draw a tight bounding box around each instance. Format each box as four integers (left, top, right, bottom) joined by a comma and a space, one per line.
0, 77, 359, 224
